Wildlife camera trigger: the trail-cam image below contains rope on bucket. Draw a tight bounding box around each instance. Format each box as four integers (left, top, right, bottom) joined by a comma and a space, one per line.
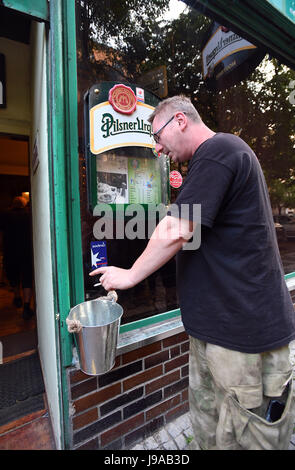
66, 290, 118, 333
98, 290, 118, 303
66, 317, 83, 333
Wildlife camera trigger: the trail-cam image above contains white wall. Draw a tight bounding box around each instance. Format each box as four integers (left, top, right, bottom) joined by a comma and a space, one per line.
0, 37, 31, 135
30, 21, 62, 449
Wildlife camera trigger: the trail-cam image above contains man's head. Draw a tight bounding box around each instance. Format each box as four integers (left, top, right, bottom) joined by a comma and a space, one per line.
149, 95, 202, 126
148, 95, 205, 163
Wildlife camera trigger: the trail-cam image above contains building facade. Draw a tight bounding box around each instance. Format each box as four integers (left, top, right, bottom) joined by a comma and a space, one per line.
0, 0, 295, 449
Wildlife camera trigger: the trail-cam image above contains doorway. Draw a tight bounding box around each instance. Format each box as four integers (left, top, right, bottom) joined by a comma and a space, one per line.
0, 7, 56, 445
0, 3, 63, 446
0, 132, 49, 445
0, 133, 38, 362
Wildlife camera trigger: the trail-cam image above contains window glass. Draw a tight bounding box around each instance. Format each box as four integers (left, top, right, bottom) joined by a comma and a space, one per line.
75, 0, 295, 323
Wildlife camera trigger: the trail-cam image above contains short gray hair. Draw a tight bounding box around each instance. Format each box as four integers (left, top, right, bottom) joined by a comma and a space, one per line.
148, 95, 202, 124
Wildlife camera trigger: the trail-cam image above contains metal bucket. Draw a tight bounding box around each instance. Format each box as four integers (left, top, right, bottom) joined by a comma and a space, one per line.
67, 298, 123, 376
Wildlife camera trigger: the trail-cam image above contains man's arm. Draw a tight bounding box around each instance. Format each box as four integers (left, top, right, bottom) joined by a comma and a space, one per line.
89, 215, 196, 291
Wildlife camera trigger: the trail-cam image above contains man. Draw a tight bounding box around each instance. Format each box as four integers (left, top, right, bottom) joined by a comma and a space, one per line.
90, 95, 295, 450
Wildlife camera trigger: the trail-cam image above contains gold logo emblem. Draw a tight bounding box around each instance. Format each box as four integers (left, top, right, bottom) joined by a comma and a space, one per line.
109, 84, 137, 115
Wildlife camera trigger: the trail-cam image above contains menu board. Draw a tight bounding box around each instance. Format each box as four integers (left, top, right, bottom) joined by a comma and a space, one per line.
96, 153, 161, 205
128, 157, 161, 204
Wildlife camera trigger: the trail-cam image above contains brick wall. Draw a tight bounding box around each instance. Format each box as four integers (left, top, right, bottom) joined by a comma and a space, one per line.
68, 331, 189, 450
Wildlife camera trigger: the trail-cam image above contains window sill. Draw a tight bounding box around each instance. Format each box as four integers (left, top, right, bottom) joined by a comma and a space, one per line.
116, 313, 184, 356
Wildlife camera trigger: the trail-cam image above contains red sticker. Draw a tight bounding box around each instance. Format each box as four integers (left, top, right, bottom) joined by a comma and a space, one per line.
152, 148, 161, 158
109, 84, 137, 115
169, 170, 183, 188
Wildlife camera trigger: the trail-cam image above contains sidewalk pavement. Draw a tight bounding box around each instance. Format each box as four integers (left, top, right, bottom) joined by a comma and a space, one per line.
130, 412, 194, 451
130, 410, 295, 451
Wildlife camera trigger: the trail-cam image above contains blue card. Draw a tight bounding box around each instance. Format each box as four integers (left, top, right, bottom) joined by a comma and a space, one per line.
91, 241, 108, 270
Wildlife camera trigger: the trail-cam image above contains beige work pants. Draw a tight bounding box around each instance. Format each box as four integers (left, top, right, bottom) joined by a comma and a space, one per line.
189, 336, 295, 450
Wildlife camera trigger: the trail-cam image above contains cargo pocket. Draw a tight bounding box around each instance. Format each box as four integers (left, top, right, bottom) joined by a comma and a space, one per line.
216, 383, 263, 450
226, 379, 295, 450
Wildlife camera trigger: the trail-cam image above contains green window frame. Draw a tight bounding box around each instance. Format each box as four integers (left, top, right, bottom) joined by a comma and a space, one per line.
1, 0, 48, 21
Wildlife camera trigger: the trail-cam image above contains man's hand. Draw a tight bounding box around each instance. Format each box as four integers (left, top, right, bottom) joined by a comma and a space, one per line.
89, 266, 135, 291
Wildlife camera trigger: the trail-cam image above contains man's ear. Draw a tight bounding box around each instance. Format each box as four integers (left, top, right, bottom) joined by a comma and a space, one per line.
175, 112, 187, 130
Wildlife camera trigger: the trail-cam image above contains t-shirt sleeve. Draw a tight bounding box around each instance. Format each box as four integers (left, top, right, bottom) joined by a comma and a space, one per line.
168, 159, 234, 227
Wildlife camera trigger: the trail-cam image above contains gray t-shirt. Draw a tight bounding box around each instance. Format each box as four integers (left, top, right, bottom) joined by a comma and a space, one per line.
172, 132, 295, 353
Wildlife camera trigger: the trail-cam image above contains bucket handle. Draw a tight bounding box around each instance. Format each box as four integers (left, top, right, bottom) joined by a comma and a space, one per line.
96, 290, 118, 303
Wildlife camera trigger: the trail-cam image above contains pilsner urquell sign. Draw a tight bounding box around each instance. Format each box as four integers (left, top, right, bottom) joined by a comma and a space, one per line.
90, 84, 155, 155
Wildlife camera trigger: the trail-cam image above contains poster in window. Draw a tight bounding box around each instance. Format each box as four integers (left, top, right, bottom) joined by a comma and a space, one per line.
96, 154, 129, 204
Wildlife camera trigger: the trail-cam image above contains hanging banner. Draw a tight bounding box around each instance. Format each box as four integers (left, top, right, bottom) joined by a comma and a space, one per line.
201, 23, 265, 90
202, 26, 256, 79
90, 101, 155, 155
